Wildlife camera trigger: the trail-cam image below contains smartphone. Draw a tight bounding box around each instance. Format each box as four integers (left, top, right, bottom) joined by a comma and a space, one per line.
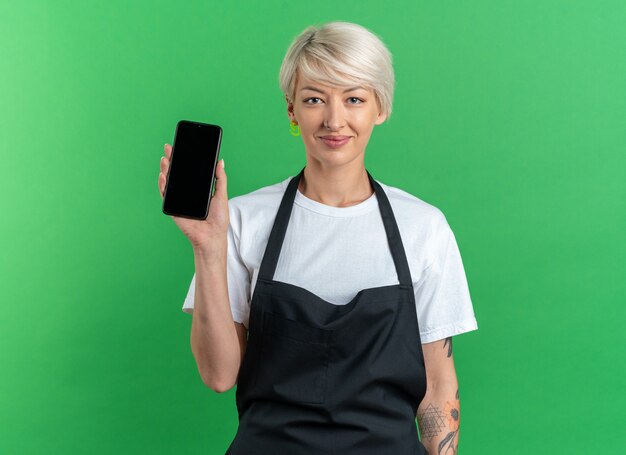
162, 120, 222, 220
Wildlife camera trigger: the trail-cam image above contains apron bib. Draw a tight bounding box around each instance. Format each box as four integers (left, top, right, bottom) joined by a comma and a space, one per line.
226, 167, 428, 454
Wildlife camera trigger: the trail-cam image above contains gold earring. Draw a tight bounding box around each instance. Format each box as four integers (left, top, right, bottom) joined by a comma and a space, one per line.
289, 120, 301, 137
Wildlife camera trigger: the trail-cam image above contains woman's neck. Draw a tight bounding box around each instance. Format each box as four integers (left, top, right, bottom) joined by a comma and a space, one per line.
297, 163, 374, 208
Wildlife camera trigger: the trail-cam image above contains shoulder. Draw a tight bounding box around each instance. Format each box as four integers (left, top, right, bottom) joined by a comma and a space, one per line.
376, 180, 456, 270
226, 175, 292, 234
228, 176, 290, 211
376, 179, 449, 234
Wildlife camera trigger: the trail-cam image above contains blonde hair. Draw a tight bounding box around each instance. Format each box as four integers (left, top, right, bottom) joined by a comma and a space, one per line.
278, 21, 395, 122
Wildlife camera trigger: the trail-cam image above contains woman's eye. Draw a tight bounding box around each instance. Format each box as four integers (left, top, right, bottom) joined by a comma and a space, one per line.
304, 97, 364, 104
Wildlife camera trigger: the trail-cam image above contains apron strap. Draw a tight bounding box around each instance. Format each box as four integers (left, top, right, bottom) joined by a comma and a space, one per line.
257, 166, 413, 287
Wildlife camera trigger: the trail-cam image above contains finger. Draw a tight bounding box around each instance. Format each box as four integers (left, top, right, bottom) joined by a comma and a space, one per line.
158, 172, 165, 198
165, 143, 172, 159
160, 156, 169, 174
213, 158, 227, 200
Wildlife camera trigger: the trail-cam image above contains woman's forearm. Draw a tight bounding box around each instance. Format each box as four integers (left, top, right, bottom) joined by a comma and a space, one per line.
417, 382, 461, 454
189, 244, 241, 392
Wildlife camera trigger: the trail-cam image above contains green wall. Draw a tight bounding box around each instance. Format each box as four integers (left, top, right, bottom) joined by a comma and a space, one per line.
1, 1, 624, 453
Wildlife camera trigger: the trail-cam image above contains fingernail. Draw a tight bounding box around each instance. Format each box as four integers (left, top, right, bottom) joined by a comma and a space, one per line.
222, 159, 225, 169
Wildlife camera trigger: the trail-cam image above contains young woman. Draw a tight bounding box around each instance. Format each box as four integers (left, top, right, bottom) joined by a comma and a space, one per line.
158, 21, 478, 454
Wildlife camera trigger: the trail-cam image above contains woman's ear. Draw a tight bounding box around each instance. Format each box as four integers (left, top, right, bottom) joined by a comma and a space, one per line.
286, 96, 297, 123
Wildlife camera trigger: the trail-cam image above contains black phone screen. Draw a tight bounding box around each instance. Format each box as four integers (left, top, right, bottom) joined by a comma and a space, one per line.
162, 120, 222, 220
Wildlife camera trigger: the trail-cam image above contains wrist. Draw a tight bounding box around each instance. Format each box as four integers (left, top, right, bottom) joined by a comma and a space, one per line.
193, 241, 226, 255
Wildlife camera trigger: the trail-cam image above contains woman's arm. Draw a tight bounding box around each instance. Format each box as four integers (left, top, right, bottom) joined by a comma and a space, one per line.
417, 337, 461, 454
190, 245, 242, 393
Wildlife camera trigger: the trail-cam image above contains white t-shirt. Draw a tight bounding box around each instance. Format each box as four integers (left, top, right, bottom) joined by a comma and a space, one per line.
182, 174, 478, 344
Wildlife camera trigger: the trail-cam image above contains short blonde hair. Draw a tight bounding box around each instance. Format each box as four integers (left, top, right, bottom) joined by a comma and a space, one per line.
279, 21, 395, 122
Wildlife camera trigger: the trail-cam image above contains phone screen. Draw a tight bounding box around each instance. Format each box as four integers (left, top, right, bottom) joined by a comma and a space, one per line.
162, 120, 222, 220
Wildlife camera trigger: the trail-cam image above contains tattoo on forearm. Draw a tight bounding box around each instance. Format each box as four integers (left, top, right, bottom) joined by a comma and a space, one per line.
417, 403, 446, 440
443, 337, 453, 358
417, 388, 460, 454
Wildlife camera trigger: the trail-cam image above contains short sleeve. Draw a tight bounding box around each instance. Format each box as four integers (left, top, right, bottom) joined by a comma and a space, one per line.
182, 214, 252, 328
414, 211, 478, 343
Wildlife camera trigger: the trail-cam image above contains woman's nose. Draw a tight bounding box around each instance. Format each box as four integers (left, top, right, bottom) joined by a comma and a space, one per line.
324, 110, 345, 130
322, 97, 348, 130
324, 121, 343, 130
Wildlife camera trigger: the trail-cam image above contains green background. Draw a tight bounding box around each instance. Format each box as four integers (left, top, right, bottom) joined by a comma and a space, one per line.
1, 1, 624, 453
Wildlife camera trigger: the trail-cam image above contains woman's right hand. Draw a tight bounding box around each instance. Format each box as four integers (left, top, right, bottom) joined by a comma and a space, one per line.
158, 143, 229, 251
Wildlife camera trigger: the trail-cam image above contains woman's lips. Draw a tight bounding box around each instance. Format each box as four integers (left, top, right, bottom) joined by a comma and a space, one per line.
320, 136, 351, 148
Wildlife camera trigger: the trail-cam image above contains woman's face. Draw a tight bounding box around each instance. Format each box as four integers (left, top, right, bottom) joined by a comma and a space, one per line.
287, 74, 387, 167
